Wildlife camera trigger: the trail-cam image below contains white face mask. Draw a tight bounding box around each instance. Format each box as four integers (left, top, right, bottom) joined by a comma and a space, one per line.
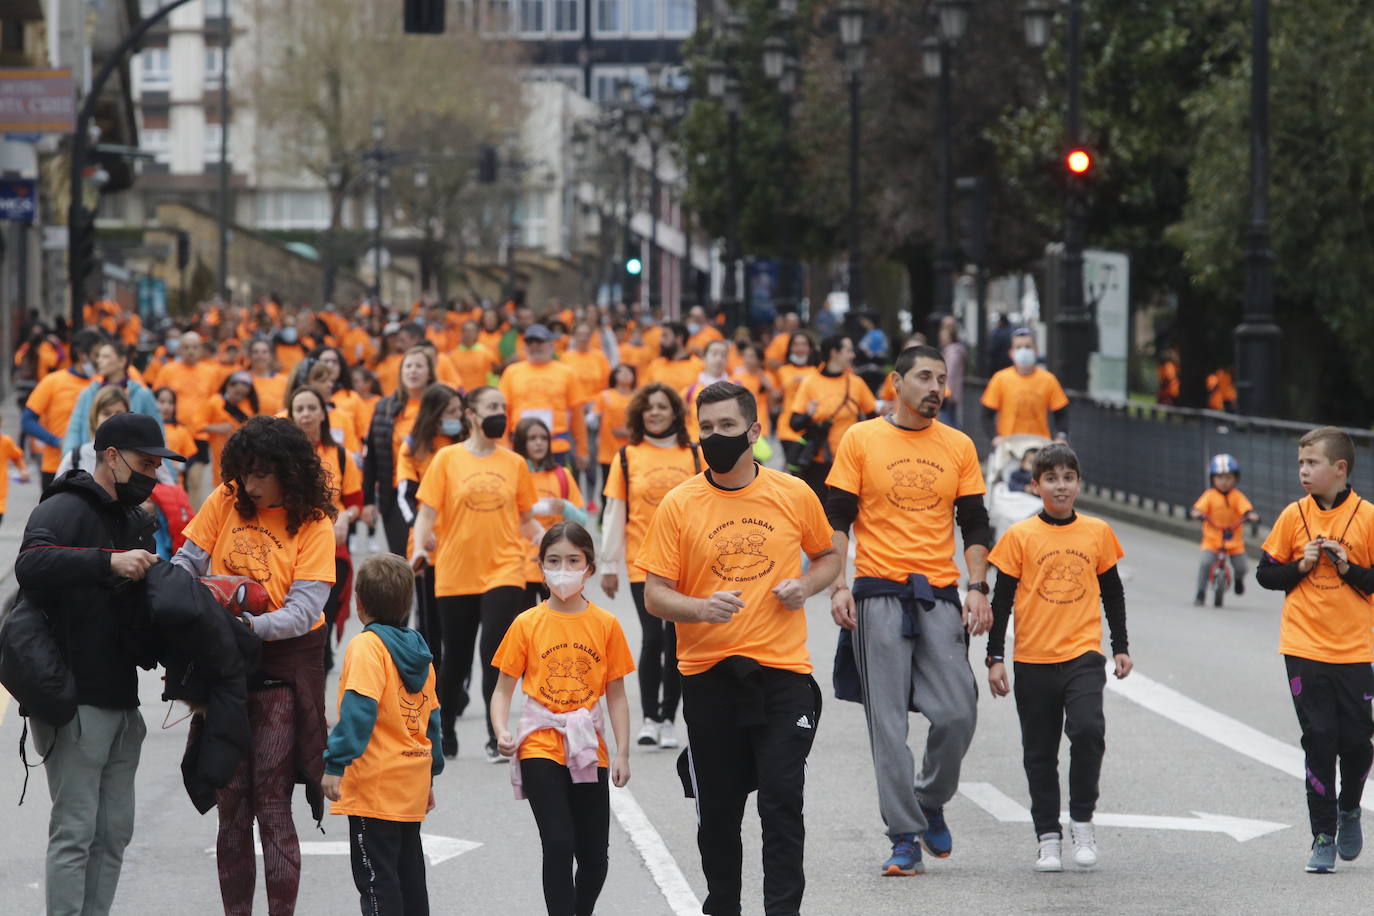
544, 568, 586, 601
1012, 347, 1037, 370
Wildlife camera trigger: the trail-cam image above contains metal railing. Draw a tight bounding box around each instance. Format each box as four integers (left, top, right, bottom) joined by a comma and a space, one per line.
960, 378, 1374, 525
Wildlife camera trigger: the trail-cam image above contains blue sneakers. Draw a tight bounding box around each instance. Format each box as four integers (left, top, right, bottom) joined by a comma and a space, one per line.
882, 833, 924, 876
921, 806, 952, 858
1337, 809, 1363, 861
1306, 834, 1337, 874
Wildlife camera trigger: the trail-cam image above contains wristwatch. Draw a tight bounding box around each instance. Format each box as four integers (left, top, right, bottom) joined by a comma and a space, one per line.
985, 655, 1004, 669
966, 581, 990, 595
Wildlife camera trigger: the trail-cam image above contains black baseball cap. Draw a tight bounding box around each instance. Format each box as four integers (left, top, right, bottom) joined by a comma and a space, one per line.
93, 412, 187, 462
524, 323, 553, 342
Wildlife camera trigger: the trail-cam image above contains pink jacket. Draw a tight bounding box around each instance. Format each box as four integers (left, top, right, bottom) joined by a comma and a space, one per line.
509, 700, 604, 800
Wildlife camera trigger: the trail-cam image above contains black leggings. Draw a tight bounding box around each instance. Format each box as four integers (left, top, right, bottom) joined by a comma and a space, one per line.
379, 498, 410, 557
436, 586, 528, 742
322, 556, 348, 673
520, 758, 610, 916
631, 580, 680, 722
526, 582, 550, 611
415, 565, 442, 675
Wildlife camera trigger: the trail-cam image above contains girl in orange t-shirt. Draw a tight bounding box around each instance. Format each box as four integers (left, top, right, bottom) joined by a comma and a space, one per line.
731, 342, 776, 438
155, 387, 198, 488
592, 364, 637, 496
200, 371, 259, 486
599, 382, 701, 749
775, 333, 818, 467
490, 522, 633, 916
514, 417, 588, 607
411, 385, 539, 762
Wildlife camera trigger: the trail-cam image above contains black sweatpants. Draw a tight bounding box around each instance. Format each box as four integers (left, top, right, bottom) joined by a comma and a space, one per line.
415, 565, 442, 675
348, 815, 428, 916
521, 758, 610, 916
322, 555, 349, 674
1285, 654, 1374, 837
682, 663, 820, 916
436, 586, 527, 742
379, 499, 409, 557
631, 580, 680, 722
1013, 651, 1107, 838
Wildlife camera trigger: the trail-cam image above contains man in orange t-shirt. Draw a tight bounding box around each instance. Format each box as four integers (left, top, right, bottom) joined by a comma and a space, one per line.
500, 325, 589, 470
638, 381, 839, 915
23, 327, 102, 488
979, 329, 1069, 442
685, 305, 724, 356
449, 320, 498, 392
643, 323, 703, 393
826, 344, 991, 874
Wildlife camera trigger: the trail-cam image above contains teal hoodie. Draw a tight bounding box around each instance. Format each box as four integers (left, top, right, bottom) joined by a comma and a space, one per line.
323, 623, 444, 777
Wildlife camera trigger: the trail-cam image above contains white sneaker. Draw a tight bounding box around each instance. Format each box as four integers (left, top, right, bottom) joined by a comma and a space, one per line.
636, 718, 660, 747
1070, 820, 1097, 868
1035, 833, 1063, 872
658, 720, 679, 749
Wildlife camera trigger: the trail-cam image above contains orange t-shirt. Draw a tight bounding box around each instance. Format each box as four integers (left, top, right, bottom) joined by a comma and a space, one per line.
500, 361, 586, 455
197, 394, 252, 485
635, 467, 833, 675
375, 353, 403, 395
764, 333, 791, 369
1193, 487, 1255, 555
1261, 494, 1374, 664
492, 602, 635, 766
687, 324, 724, 356
162, 422, 198, 481
25, 369, 93, 473
644, 355, 703, 393
415, 445, 536, 597
157, 360, 223, 442
526, 465, 584, 582
789, 371, 877, 463
775, 364, 816, 444
618, 343, 651, 374
595, 389, 632, 466
979, 366, 1070, 439
0, 434, 26, 513
331, 389, 372, 446
826, 417, 986, 588
560, 349, 611, 403
252, 373, 288, 418
450, 344, 498, 392
275, 342, 308, 374
391, 398, 422, 473
182, 483, 336, 617
330, 629, 439, 821
988, 513, 1125, 663
603, 442, 700, 584
316, 439, 363, 510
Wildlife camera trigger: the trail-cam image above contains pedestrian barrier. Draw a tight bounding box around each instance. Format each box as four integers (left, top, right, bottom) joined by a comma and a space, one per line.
962, 379, 1374, 526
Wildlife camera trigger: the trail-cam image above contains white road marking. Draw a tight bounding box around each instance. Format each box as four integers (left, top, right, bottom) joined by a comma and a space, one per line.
204, 834, 481, 866
959, 782, 1288, 842
609, 783, 701, 916
1107, 667, 1374, 814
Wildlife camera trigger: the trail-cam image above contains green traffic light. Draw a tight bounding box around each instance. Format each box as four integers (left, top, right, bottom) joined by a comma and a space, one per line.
626, 257, 643, 276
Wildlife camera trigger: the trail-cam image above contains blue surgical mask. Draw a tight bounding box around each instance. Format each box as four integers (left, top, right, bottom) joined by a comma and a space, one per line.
165, 337, 181, 354
281, 326, 298, 344
441, 418, 464, 438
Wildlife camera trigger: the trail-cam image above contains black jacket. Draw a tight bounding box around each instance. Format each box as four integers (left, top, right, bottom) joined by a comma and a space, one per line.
14, 471, 157, 709
141, 562, 261, 813
362, 393, 406, 507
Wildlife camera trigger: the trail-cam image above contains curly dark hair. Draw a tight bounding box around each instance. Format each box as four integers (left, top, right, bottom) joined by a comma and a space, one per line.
627, 382, 689, 446
220, 415, 338, 535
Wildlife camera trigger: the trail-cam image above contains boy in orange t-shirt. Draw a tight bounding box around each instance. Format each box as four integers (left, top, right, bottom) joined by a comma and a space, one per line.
1189, 453, 1260, 606
322, 553, 443, 913
987, 443, 1131, 873
1257, 426, 1374, 872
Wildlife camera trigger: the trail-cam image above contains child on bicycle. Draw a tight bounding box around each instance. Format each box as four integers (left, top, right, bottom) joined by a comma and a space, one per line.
1190, 454, 1260, 606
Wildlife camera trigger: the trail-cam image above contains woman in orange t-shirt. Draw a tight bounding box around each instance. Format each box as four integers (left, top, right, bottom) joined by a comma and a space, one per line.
730, 342, 775, 438
199, 371, 259, 486
592, 364, 637, 504
362, 347, 436, 556
411, 385, 538, 762
349, 365, 382, 434
599, 382, 701, 749
775, 333, 818, 468
514, 417, 588, 607
289, 386, 363, 674
490, 522, 633, 916
396, 383, 465, 673
155, 387, 198, 487
171, 416, 337, 916
314, 346, 371, 449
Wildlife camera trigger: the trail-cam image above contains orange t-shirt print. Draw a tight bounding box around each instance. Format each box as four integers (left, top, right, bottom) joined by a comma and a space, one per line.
1193, 487, 1255, 555
492, 602, 635, 766
1261, 494, 1374, 664
988, 513, 1124, 664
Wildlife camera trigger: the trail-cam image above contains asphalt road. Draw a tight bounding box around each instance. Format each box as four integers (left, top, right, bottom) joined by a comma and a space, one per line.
0, 468, 1368, 914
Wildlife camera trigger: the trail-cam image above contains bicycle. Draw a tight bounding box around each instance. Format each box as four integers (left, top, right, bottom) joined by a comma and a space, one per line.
1192, 513, 1256, 607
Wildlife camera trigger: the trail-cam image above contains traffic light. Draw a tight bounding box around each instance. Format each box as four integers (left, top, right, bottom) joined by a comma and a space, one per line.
624, 256, 642, 304
404, 0, 445, 33
1065, 147, 1093, 177
625, 256, 642, 277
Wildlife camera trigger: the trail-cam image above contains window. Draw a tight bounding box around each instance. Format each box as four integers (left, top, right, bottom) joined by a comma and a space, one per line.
203, 124, 225, 162
204, 47, 225, 86
629, 0, 657, 33
595, 0, 619, 32
483, 0, 512, 32
519, 0, 545, 33
140, 48, 170, 87
517, 190, 548, 249
254, 190, 331, 229
141, 128, 169, 162
553, 0, 578, 33
665, 0, 694, 33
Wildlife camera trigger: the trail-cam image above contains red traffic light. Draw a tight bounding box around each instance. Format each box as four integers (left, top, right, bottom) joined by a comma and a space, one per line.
1065, 148, 1093, 175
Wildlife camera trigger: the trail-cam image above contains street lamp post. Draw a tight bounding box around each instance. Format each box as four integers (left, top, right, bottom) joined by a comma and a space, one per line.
764, 32, 798, 315
370, 116, 386, 301
647, 112, 665, 313
925, 3, 969, 315
838, 3, 868, 313
724, 77, 742, 327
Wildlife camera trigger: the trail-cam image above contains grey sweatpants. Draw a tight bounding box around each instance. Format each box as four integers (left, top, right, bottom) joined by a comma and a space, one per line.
854, 595, 978, 838
30, 705, 146, 916
1196, 550, 1247, 595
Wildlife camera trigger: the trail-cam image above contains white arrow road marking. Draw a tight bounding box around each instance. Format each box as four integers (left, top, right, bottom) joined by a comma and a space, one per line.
959, 782, 1288, 842
1106, 666, 1374, 814
204, 834, 481, 866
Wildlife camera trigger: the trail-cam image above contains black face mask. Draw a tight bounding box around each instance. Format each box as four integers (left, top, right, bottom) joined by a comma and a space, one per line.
660, 342, 677, 359
480, 413, 508, 439
700, 430, 752, 474
116, 453, 157, 507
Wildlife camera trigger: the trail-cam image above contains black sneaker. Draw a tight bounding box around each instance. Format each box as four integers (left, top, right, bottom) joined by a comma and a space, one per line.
1337, 809, 1363, 861
1235, 577, 1245, 596
442, 732, 458, 759
1193, 592, 1204, 607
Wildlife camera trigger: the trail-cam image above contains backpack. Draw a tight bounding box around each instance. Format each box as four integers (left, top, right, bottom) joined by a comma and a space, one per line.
552, 464, 570, 499
619, 443, 701, 503
148, 483, 193, 553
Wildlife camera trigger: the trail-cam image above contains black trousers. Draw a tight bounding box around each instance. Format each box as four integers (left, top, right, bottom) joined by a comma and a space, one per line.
379, 499, 409, 557
526, 581, 550, 610
322, 555, 349, 673
631, 580, 680, 722
521, 758, 610, 916
682, 664, 820, 916
415, 565, 442, 675
40, 470, 55, 491
597, 463, 611, 523
1013, 651, 1107, 837
348, 815, 428, 916
1285, 654, 1374, 837
436, 586, 527, 742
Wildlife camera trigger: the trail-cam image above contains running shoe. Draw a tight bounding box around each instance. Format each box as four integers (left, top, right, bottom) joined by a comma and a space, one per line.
1306, 834, 1337, 874
1070, 820, 1097, 868
1337, 809, 1362, 861
1234, 576, 1245, 596
658, 720, 680, 749
1192, 592, 1204, 607
920, 805, 952, 858
1035, 833, 1063, 872
441, 732, 458, 760
485, 738, 507, 764
637, 718, 660, 747
881, 833, 923, 876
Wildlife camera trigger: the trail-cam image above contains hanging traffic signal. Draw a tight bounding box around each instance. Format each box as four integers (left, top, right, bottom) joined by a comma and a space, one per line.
1065, 147, 1093, 176
625, 257, 643, 276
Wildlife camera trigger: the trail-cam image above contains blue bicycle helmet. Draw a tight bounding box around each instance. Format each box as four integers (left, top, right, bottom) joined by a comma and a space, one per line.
1208, 453, 1240, 477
